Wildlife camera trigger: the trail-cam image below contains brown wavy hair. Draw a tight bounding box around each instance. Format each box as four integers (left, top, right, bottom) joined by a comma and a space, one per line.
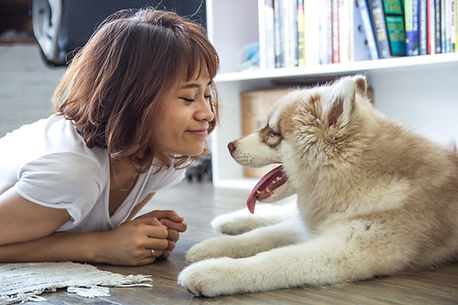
53, 8, 219, 172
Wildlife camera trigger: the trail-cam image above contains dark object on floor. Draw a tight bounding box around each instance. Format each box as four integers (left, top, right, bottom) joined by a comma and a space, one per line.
185, 154, 212, 182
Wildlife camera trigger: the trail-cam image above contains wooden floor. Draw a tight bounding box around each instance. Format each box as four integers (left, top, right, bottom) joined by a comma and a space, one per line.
28, 181, 457, 305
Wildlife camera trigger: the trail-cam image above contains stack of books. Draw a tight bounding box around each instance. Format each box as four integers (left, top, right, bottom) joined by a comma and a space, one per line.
258, 0, 457, 69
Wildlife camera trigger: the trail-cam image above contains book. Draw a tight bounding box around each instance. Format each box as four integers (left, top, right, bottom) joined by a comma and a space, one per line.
406, 0, 420, 55
284, 0, 298, 67
332, 0, 341, 62
304, 0, 321, 66
367, 0, 392, 57
297, 0, 306, 66
318, 0, 333, 64
427, 0, 436, 54
456, 0, 458, 52
273, 0, 298, 68
382, 0, 407, 55
450, 0, 456, 52
339, 0, 351, 63
259, 0, 275, 69
357, 0, 380, 59
435, 0, 442, 53
444, 0, 451, 52
441, 0, 446, 51
419, 0, 428, 54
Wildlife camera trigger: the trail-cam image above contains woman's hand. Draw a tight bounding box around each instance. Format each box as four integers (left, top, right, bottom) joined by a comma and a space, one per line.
137, 210, 187, 258
101, 216, 169, 266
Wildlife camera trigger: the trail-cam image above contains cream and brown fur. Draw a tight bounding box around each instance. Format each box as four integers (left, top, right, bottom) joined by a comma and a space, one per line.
178, 75, 458, 297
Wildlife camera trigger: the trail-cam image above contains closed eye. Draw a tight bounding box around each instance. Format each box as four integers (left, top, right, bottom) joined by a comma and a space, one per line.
180, 97, 195, 103
180, 96, 212, 103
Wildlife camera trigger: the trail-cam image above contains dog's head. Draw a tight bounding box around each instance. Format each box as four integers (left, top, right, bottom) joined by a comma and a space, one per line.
228, 75, 371, 213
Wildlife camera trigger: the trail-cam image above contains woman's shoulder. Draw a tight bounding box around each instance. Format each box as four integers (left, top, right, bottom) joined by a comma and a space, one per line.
1, 114, 108, 169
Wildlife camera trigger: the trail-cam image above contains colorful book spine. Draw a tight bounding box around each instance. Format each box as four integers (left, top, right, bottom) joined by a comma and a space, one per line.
419, 0, 428, 54
406, 0, 420, 55
332, 0, 341, 63
263, 0, 275, 69
285, 0, 298, 67
456, 0, 458, 52
368, 0, 392, 57
441, 0, 446, 51
444, 0, 451, 52
435, 0, 442, 52
339, 0, 351, 63
382, 0, 407, 55
356, 0, 380, 59
297, 0, 306, 66
427, 0, 435, 54
318, 0, 333, 64
451, 0, 456, 52
273, 0, 285, 68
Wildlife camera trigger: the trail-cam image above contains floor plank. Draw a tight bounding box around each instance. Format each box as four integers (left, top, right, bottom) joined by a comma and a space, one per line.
26, 181, 458, 305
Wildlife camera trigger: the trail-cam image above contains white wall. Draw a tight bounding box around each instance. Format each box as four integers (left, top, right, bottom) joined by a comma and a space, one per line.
367, 64, 458, 146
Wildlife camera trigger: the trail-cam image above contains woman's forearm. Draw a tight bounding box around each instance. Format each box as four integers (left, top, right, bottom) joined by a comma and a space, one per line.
0, 231, 107, 263
0, 217, 170, 266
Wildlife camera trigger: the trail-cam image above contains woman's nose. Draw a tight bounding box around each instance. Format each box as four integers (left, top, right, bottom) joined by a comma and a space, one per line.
196, 98, 214, 121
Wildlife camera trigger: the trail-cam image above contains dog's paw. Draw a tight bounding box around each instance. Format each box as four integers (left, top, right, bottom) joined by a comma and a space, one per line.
185, 236, 234, 263
211, 210, 275, 235
211, 212, 254, 235
178, 258, 245, 297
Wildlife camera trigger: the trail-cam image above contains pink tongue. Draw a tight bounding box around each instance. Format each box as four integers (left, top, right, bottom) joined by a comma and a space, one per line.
246, 165, 284, 214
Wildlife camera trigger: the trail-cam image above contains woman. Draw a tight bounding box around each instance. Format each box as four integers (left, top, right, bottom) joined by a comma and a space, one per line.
0, 8, 219, 266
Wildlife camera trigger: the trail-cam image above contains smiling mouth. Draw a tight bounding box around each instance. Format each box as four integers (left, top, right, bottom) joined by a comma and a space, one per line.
186, 130, 208, 137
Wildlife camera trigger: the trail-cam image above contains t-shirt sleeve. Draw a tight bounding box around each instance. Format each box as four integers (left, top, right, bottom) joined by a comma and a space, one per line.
14, 153, 103, 228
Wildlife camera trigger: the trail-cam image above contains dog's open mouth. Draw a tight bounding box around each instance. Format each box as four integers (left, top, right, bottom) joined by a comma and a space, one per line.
246, 165, 288, 214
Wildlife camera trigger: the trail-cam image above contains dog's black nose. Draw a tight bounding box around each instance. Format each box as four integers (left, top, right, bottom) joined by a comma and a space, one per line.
227, 141, 236, 154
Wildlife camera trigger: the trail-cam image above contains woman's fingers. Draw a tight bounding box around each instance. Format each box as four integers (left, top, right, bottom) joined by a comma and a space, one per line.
166, 229, 179, 242
142, 210, 184, 223
160, 218, 187, 233
134, 215, 162, 227
147, 248, 163, 258
124, 214, 185, 263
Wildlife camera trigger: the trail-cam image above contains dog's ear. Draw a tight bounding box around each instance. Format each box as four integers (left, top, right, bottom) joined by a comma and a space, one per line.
354, 75, 367, 97
327, 75, 365, 127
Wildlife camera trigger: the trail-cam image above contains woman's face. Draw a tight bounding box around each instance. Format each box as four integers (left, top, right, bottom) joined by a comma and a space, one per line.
154, 70, 214, 156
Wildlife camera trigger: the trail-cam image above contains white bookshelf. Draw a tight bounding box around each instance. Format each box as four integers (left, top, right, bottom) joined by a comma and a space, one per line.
206, 0, 458, 189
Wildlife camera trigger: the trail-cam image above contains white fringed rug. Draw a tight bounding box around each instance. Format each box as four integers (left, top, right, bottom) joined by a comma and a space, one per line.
0, 262, 152, 304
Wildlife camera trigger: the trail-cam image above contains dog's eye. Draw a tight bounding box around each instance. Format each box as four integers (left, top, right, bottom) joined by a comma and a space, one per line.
269, 131, 281, 138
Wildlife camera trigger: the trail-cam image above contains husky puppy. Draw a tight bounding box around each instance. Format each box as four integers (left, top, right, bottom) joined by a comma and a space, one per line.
178, 75, 458, 297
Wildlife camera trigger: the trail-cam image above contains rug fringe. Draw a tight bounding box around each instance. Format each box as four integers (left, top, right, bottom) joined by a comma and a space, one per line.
0, 262, 153, 305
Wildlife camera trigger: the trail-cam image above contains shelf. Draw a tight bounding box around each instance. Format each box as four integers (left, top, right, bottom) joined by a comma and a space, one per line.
207, 0, 458, 189
215, 53, 458, 82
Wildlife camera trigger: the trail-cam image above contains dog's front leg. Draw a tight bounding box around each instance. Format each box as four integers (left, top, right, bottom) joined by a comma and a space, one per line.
185, 217, 306, 264
211, 201, 298, 235
178, 222, 408, 297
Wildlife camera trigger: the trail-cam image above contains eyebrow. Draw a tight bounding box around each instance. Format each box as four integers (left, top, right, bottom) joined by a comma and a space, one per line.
180, 80, 212, 89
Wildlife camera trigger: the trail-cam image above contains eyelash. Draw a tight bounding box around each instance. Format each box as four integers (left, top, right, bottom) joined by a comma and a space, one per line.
181, 96, 212, 103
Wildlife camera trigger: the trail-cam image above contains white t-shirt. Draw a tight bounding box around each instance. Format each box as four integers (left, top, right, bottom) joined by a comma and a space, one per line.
0, 115, 185, 233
